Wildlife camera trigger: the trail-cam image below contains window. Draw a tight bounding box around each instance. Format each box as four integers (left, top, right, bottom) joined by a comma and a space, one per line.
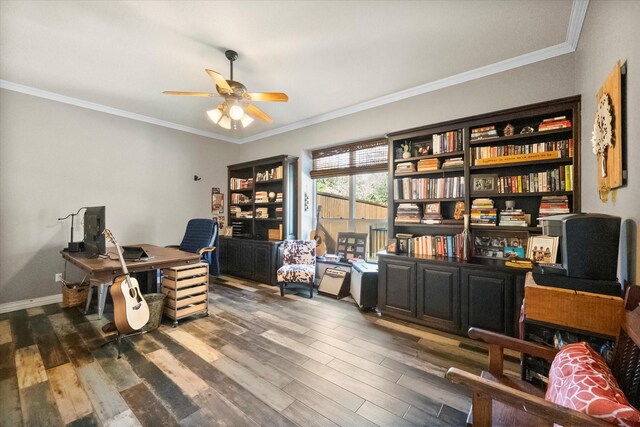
311, 139, 388, 260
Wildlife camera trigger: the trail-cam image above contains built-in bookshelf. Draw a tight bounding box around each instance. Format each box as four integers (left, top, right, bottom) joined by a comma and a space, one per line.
387, 96, 581, 261
227, 155, 298, 241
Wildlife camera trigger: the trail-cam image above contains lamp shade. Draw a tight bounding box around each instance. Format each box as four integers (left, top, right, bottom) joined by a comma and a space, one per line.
229, 103, 244, 121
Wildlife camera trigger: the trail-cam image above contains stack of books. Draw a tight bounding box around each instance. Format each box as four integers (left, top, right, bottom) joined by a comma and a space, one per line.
275, 192, 283, 202
470, 125, 498, 141
499, 209, 528, 227
395, 203, 422, 224
395, 162, 416, 174
538, 116, 572, 132
255, 191, 269, 203
255, 208, 269, 218
471, 198, 497, 226
442, 157, 464, 168
230, 206, 241, 217
538, 195, 570, 218
275, 207, 283, 219
417, 158, 440, 171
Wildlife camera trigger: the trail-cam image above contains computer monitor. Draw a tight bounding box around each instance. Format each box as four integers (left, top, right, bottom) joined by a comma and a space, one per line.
83, 206, 106, 255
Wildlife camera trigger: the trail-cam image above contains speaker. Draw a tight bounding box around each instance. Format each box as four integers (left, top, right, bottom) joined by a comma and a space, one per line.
318, 268, 350, 299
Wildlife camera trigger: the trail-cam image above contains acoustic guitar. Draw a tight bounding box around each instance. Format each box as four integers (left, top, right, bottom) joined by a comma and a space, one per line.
310, 205, 327, 257
103, 229, 150, 334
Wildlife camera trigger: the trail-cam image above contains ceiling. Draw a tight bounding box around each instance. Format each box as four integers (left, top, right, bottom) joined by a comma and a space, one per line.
0, 1, 585, 144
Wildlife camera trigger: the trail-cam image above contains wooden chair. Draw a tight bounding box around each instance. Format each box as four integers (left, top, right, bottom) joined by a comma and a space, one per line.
446, 286, 640, 426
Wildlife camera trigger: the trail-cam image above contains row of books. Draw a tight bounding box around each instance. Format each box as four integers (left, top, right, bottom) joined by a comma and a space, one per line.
394, 177, 465, 200
473, 139, 573, 161
256, 165, 283, 182
402, 233, 465, 258
494, 165, 573, 194
470, 125, 498, 141
231, 193, 251, 204
539, 195, 570, 217
230, 177, 253, 190
432, 129, 464, 153
538, 116, 572, 131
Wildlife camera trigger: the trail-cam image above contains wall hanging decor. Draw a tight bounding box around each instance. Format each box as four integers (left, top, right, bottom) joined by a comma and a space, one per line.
593, 60, 626, 202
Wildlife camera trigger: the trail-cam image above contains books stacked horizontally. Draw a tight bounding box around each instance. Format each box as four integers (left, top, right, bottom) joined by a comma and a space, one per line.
255, 207, 269, 218
230, 206, 241, 217
538, 116, 572, 132
255, 191, 269, 203
538, 195, 570, 218
395, 203, 422, 224
275, 192, 283, 203
498, 209, 528, 227
470, 125, 498, 141
471, 198, 497, 226
275, 207, 283, 219
395, 162, 416, 174
417, 158, 440, 171
442, 157, 464, 168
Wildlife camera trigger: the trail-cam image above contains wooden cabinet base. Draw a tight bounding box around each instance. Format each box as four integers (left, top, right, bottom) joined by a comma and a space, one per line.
161, 262, 209, 326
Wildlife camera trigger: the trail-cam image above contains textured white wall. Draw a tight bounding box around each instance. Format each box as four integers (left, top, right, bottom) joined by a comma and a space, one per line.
575, 0, 640, 287
0, 89, 237, 304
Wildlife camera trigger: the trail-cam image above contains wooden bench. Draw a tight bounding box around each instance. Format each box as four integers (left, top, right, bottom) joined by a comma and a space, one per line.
446, 286, 640, 426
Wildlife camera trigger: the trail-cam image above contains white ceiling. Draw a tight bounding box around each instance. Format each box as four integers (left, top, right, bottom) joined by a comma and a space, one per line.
0, 1, 585, 144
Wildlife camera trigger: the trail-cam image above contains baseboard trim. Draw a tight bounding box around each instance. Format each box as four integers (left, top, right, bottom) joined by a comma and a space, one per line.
0, 294, 63, 314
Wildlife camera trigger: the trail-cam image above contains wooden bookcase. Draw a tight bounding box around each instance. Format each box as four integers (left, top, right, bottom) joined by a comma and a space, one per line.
227, 155, 298, 241
387, 95, 581, 257
378, 96, 581, 338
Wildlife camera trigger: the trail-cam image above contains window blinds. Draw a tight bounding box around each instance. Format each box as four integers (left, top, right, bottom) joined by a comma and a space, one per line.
311, 138, 388, 178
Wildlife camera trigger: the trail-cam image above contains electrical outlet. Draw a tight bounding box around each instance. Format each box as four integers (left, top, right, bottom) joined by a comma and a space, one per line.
55, 273, 63, 283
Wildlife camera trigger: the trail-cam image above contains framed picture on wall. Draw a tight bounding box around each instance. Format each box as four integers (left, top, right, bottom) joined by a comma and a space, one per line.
211, 188, 224, 214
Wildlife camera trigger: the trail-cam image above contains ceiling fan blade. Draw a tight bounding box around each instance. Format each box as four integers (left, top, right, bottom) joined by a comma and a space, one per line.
205, 69, 232, 92
246, 92, 289, 102
163, 91, 218, 97
245, 104, 273, 124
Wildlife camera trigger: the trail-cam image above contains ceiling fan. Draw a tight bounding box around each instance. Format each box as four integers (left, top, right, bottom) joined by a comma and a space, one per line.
163, 49, 288, 130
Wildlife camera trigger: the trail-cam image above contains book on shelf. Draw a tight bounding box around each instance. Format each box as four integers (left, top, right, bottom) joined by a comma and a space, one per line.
538, 195, 570, 218
416, 158, 440, 171
394, 176, 465, 200
395, 203, 422, 224
231, 193, 252, 204
471, 198, 497, 226
395, 162, 417, 174
256, 165, 284, 182
407, 234, 463, 258
470, 125, 498, 141
442, 157, 464, 168
432, 130, 463, 154
498, 209, 529, 227
495, 165, 573, 193
255, 191, 269, 203
255, 208, 269, 218
538, 116, 572, 131
473, 139, 572, 164
230, 177, 253, 190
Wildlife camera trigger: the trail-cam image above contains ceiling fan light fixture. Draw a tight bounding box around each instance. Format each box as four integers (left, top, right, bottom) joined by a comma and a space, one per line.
218, 115, 232, 130
206, 107, 223, 123
240, 114, 254, 128
229, 103, 245, 121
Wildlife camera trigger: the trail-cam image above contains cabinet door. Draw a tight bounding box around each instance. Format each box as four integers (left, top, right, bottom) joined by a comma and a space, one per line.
461, 268, 514, 336
238, 241, 256, 279
253, 243, 271, 284
219, 238, 229, 273
417, 263, 460, 332
226, 239, 242, 276
378, 258, 416, 317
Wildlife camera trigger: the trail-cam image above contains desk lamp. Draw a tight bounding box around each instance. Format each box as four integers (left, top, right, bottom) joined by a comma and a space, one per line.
58, 207, 86, 252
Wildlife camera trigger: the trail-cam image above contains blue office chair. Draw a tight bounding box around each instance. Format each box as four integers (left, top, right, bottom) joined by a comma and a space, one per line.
168, 218, 219, 275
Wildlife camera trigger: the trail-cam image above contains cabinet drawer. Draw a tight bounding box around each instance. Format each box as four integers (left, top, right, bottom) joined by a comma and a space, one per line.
163, 264, 208, 279
165, 292, 208, 309
162, 275, 207, 290
162, 283, 208, 300
164, 301, 207, 320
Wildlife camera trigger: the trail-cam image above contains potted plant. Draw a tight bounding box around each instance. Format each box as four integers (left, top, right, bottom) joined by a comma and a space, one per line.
401, 142, 411, 159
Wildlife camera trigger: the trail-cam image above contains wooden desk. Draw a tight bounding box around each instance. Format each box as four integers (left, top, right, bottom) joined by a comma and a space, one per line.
61, 244, 201, 318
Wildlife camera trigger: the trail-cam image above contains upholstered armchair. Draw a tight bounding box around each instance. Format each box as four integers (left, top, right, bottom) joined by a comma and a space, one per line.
277, 240, 316, 298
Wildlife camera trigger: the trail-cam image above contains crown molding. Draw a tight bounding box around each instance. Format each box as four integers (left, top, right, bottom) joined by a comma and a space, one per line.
1, 0, 589, 145
0, 80, 236, 143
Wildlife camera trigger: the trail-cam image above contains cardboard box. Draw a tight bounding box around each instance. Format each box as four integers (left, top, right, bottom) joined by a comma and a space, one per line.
524, 272, 623, 337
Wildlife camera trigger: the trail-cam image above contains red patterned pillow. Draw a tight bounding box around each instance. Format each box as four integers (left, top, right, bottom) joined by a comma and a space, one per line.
545, 342, 640, 427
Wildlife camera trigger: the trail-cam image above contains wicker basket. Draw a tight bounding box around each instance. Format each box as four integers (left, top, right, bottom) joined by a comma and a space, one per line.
62, 283, 89, 308
142, 293, 166, 332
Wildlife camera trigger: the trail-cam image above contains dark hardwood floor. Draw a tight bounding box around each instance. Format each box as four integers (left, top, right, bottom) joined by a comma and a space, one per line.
0, 274, 521, 426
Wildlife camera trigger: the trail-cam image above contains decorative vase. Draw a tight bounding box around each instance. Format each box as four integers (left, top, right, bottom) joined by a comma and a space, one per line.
461, 214, 472, 261
402, 151, 411, 159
